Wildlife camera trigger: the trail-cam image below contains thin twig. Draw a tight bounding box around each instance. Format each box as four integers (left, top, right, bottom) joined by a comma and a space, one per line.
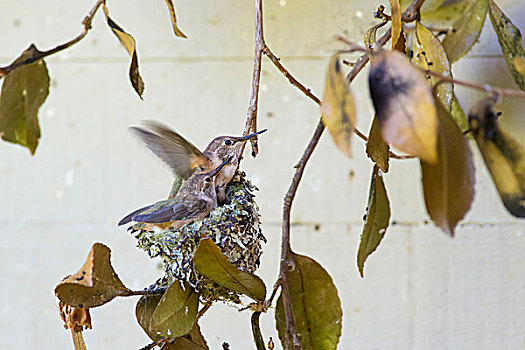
242, 0, 265, 157
139, 336, 168, 350
197, 302, 212, 320
120, 289, 151, 297
0, 0, 105, 78
425, 69, 525, 98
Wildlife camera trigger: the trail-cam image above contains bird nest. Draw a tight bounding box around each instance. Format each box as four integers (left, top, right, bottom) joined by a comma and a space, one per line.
130, 171, 265, 302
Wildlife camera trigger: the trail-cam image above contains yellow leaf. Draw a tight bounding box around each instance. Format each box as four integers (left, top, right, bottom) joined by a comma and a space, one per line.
368, 50, 438, 163
468, 96, 525, 217
320, 54, 356, 158
389, 0, 402, 50
165, 0, 188, 38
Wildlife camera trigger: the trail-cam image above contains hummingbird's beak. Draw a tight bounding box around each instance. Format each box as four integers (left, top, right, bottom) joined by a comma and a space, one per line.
207, 156, 233, 176
239, 128, 268, 142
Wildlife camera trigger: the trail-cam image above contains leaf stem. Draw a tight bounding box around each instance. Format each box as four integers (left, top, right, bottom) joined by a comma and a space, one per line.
251, 312, 266, 350
0, 0, 105, 78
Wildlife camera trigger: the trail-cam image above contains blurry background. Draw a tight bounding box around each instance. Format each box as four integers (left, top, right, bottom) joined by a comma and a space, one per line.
1, 0, 525, 348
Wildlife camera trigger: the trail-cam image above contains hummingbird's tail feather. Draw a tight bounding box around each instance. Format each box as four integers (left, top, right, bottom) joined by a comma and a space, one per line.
118, 204, 154, 226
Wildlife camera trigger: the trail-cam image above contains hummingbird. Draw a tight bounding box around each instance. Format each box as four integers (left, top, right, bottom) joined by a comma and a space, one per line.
129, 120, 267, 203
118, 156, 232, 230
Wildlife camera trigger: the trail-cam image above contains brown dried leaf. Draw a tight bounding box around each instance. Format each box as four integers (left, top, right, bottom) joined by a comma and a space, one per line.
368, 50, 438, 163
421, 97, 475, 236
193, 238, 266, 301
0, 44, 49, 155
364, 21, 388, 50
357, 167, 391, 277
366, 115, 390, 172
164, 0, 187, 38
54, 243, 130, 308
320, 54, 356, 158
442, 0, 488, 62
389, 0, 402, 50
488, 0, 525, 90
103, 5, 145, 98
275, 252, 342, 350
468, 96, 525, 217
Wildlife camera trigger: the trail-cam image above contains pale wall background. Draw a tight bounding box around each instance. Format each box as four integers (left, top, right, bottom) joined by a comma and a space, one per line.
1, 0, 525, 349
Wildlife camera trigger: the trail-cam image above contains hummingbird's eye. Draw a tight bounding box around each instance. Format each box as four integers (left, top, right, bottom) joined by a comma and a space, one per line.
204, 177, 212, 183
223, 139, 233, 146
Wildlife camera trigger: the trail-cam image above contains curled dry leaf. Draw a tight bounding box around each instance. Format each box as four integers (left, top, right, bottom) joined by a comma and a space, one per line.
57, 299, 91, 350
0, 44, 49, 155
364, 21, 388, 50
421, 97, 475, 236
320, 54, 356, 158
488, 0, 525, 90
468, 96, 525, 217
389, 0, 402, 50
368, 50, 438, 163
103, 5, 145, 98
366, 115, 390, 172
54, 243, 131, 308
193, 238, 266, 301
275, 252, 342, 350
357, 166, 391, 277
150, 281, 199, 340
442, 0, 488, 63
164, 0, 187, 38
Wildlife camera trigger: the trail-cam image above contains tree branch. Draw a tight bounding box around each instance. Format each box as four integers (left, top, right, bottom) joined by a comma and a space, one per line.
0, 0, 105, 78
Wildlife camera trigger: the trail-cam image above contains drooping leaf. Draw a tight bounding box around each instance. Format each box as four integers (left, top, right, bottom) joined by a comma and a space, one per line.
421, 97, 475, 236
164, 0, 187, 38
103, 5, 145, 98
0, 44, 49, 155
364, 21, 388, 50
442, 0, 487, 62
54, 243, 131, 308
357, 167, 391, 277
150, 281, 199, 340
389, 0, 402, 50
488, 0, 525, 90
366, 115, 390, 172
413, 22, 453, 109
468, 96, 525, 217
368, 50, 438, 163
163, 323, 209, 350
275, 252, 342, 350
320, 54, 356, 158
136, 293, 164, 340
193, 238, 266, 301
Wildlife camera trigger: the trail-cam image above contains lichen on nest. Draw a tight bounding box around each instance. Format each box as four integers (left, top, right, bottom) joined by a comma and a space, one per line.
129, 171, 265, 302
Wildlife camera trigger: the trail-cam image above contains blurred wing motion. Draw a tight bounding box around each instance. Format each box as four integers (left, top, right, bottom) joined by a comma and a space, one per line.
130, 120, 209, 178
133, 199, 208, 223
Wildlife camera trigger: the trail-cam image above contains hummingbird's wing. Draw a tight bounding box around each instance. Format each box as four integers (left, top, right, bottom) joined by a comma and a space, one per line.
132, 199, 208, 223
130, 120, 209, 179
117, 204, 155, 226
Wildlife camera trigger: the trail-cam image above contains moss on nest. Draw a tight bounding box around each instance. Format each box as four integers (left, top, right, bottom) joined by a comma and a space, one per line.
130, 171, 265, 302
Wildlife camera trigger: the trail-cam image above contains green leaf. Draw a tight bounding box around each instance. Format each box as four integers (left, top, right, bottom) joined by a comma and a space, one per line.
488, 0, 525, 90
103, 4, 145, 98
275, 252, 342, 350
150, 281, 199, 340
164, 0, 187, 38
193, 238, 266, 301
136, 293, 164, 340
442, 0, 488, 62
357, 167, 391, 277
163, 323, 209, 350
54, 243, 131, 308
0, 44, 49, 155
368, 50, 438, 163
320, 54, 356, 158
421, 97, 475, 236
419, 0, 476, 27
450, 94, 469, 132
468, 96, 525, 217
366, 115, 390, 172
413, 21, 453, 109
